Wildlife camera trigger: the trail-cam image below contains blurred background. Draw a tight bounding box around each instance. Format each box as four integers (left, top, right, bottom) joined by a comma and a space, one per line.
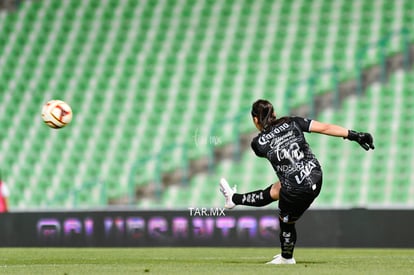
0, 0, 413, 211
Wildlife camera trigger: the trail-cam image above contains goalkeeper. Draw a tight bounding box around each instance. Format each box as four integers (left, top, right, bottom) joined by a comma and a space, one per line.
219, 99, 374, 264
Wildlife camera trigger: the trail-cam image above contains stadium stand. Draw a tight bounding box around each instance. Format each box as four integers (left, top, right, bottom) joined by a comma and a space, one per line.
0, 0, 413, 208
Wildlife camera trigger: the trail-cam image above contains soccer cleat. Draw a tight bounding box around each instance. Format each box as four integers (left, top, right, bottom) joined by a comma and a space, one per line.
219, 178, 236, 209
266, 254, 296, 265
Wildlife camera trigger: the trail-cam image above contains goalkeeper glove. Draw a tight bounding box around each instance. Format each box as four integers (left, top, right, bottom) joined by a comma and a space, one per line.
345, 130, 375, 151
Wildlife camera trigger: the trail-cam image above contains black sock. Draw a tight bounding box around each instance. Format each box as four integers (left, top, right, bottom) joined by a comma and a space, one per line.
232, 185, 275, 207
279, 221, 297, 259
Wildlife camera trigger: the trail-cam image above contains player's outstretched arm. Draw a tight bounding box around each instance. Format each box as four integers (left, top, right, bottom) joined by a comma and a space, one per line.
309, 120, 348, 137
309, 120, 375, 151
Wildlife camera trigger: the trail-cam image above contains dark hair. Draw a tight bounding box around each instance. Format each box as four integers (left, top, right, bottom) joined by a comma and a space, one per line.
251, 99, 277, 130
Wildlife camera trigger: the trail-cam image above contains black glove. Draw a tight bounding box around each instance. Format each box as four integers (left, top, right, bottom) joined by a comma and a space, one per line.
345, 130, 375, 151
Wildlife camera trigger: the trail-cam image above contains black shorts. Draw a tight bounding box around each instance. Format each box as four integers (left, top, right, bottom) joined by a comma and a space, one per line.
278, 174, 322, 223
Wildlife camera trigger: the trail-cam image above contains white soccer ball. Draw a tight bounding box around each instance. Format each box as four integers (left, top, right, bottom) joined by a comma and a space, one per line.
41, 100, 73, 129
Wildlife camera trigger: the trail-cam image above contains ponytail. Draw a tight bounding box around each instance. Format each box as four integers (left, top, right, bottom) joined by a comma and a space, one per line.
251, 99, 277, 130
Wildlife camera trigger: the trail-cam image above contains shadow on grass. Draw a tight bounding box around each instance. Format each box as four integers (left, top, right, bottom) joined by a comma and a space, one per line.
297, 261, 328, 265
223, 260, 328, 265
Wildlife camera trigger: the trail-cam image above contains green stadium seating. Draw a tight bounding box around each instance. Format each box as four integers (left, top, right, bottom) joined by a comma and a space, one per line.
0, 0, 413, 209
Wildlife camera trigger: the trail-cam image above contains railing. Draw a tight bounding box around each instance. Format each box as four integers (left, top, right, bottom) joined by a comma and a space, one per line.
285, 66, 340, 118
128, 143, 189, 203
72, 28, 411, 207
207, 111, 246, 171
356, 28, 411, 95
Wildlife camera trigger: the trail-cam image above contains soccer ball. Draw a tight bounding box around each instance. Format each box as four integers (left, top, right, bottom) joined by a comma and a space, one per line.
41, 100, 73, 129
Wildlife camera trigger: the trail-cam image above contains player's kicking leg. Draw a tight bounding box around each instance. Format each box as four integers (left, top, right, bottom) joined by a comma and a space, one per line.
219, 177, 280, 209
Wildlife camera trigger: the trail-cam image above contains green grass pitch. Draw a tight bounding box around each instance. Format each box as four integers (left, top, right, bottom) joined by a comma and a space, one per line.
1, 248, 413, 274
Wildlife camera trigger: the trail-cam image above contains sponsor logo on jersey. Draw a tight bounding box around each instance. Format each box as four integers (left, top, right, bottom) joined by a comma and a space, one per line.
294, 161, 317, 184
258, 123, 290, 145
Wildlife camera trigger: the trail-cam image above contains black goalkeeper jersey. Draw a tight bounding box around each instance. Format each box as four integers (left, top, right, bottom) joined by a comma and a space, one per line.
251, 116, 322, 193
